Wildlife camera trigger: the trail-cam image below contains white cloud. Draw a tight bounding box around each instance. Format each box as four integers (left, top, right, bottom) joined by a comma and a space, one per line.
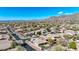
58, 11, 73, 15
58, 11, 64, 14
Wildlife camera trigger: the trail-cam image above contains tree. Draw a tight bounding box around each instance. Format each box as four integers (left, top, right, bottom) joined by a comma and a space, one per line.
47, 35, 53, 47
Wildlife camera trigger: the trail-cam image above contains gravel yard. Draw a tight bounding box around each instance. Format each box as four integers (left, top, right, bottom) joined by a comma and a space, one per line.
0, 39, 11, 50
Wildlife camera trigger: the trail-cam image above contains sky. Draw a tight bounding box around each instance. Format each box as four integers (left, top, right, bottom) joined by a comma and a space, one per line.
0, 7, 79, 20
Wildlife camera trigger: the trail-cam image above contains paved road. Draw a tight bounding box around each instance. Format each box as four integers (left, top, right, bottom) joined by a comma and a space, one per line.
7, 27, 35, 51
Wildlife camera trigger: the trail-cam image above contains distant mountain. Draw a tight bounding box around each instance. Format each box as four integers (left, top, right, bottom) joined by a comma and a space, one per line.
42, 13, 79, 24
0, 13, 79, 23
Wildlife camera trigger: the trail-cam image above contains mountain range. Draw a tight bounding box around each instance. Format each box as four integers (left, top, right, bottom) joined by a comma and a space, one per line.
0, 13, 79, 23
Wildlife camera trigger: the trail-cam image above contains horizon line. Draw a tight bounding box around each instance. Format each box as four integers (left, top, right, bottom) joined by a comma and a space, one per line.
0, 12, 78, 21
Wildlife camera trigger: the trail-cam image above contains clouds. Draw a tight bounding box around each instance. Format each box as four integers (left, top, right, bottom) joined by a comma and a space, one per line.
58, 11, 64, 14
57, 11, 73, 15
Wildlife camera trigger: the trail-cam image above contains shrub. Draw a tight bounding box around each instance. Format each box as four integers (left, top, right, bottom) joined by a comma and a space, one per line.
10, 40, 18, 48
77, 34, 79, 40
53, 45, 66, 51
72, 35, 77, 41
47, 36, 53, 46
37, 31, 41, 35
16, 46, 26, 51
69, 41, 77, 49
46, 28, 51, 32
64, 34, 73, 39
